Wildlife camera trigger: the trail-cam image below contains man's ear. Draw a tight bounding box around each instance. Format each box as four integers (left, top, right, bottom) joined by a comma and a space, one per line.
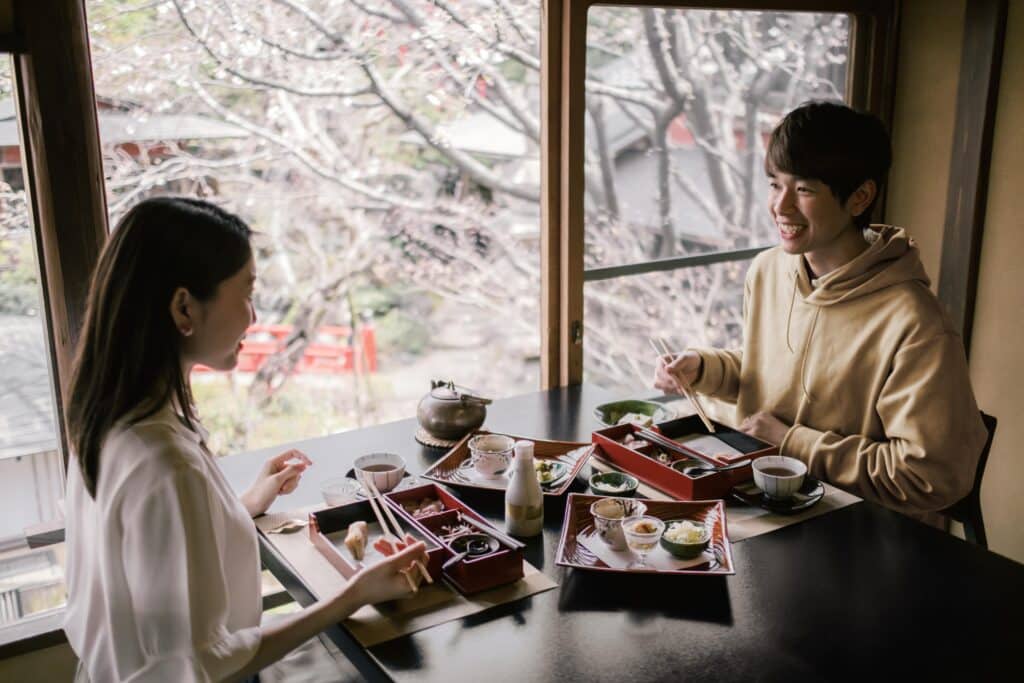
847, 179, 877, 218
169, 287, 195, 337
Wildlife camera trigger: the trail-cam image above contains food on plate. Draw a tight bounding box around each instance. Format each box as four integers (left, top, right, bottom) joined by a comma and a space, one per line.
343, 521, 368, 560
664, 520, 707, 545
615, 412, 655, 427
592, 498, 626, 519
595, 479, 630, 492
401, 497, 445, 518
629, 519, 661, 534
534, 460, 561, 484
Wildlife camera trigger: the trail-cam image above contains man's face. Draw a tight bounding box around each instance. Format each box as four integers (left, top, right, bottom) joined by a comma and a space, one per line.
767, 168, 858, 258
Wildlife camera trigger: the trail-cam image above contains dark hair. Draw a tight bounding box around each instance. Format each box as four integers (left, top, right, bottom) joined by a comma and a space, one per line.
766, 101, 892, 228
65, 197, 252, 497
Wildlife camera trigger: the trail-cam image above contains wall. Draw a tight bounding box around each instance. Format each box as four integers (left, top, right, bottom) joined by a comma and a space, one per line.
967, 0, 1024, 563
889, 0, 1024, 564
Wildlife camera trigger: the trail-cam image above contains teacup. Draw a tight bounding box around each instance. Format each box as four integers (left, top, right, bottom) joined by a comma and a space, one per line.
468, 434, 515, 479
589, 497, 648, 550
752, 455, 807, 501
354, 452, 406, 493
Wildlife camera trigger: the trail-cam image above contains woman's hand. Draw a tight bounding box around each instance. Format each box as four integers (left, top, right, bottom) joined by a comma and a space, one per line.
240, 449, 312, 517
653, 350, 702, 394
340, 541, 429, 609
740, 411, 791, 446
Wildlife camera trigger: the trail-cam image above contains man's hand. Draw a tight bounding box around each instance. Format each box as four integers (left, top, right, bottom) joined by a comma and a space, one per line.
240, 449, 312, 517
740, 411, 791, 446
653, 350, 702, 394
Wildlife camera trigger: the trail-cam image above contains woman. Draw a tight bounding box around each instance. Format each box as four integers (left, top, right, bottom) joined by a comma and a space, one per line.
63, 197, 426, 682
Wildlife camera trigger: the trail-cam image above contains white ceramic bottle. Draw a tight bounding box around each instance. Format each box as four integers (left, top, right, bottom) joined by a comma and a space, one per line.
505, 440, 544, 537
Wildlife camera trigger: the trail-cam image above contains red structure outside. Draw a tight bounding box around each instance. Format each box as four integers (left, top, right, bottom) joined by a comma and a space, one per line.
194, 324, 378, 375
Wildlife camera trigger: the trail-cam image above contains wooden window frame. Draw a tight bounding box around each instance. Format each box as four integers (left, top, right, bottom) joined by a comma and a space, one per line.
540, 0, 899, 388
7, 0, 110, 466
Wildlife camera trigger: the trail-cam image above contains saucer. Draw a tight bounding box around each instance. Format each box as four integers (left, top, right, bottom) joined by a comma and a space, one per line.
731, 475, 825, 514
344, 468, 424, 498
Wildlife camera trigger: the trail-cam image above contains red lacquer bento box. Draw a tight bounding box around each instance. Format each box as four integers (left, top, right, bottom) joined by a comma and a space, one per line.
309, 482, 524, 594
591, 415, 777, 500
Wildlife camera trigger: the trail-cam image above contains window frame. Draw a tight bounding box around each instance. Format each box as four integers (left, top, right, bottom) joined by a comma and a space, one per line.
540, 0, 900, 387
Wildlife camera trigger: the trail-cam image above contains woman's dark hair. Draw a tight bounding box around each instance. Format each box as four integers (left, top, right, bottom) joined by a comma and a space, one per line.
766, 100, 892, 228
65, 197, 252, 497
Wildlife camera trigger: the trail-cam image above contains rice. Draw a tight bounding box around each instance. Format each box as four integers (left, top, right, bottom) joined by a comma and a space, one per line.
664, 520, 707, 544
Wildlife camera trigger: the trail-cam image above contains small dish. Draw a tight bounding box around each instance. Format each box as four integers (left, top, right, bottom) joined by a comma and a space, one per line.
353, 452, 407, 493
751, 455, 807, 500
660, 519, 710, 559
343, 468, 423, 498
320, 477, 361, 506
589, 471, 639, 497
732, 475, 825, 514
593, 400, 676, 427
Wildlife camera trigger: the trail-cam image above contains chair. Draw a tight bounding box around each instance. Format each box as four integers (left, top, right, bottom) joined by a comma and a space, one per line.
943, 412, 997, 548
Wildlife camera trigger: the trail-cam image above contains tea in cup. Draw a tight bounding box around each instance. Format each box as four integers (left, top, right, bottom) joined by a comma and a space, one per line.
752, 455, 807, 500
353, 452, 406, 493
468, 434, 515, 479
589, 497, 648, 550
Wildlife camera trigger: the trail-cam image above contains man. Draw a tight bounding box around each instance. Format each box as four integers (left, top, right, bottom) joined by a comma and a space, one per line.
655, 101, 987, 525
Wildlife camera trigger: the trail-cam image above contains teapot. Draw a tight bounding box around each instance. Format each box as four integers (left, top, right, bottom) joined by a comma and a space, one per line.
417, 380, 492, 441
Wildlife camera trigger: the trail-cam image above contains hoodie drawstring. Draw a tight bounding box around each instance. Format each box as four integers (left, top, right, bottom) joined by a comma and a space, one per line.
785, 270, 798, 353
787, 267, 818, 405
799, 306, 819, 404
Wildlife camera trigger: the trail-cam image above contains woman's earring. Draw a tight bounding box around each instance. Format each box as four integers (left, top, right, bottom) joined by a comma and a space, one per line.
181, 327, 193, 337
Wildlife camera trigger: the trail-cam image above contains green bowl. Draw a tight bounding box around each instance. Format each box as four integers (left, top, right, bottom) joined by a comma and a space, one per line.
660, 520, 711, 559
589, 471, 640, 497
594, 400, 676, 427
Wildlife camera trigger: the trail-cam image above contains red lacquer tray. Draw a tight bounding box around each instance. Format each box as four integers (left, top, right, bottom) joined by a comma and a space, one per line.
309, 482, 524, 594
422, 429, 594, 496
555, 493, 735, 575
592, 415, 776, 500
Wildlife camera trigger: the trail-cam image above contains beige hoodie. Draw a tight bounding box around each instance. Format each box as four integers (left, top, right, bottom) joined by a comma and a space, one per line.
692, 225, 987, 521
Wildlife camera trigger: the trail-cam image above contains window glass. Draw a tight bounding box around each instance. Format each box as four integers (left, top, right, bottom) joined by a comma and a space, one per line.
0, 57, 67, 627
87, 0, 542, 454
582, 7, 849, 392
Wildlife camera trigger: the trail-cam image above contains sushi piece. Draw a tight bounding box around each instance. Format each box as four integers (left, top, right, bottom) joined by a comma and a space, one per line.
343, 521, 368, 561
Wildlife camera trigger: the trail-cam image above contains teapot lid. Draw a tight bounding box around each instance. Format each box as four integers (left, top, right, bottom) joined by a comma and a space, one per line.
429, 380, 489, 403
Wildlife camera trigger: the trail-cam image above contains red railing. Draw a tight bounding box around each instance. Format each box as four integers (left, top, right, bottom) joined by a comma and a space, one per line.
194, 324, 377, 375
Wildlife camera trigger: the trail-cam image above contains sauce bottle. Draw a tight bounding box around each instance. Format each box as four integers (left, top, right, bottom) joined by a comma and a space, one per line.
505, 440, 544, 537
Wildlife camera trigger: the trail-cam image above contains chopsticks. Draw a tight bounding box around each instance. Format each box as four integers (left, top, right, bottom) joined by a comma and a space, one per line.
649, 337, 716, 434
358, 472, 433, 589
460, 513, 526, 550
635, 427, 722, 470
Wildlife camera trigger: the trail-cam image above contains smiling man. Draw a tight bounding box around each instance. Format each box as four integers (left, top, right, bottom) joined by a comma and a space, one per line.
655, 101, 987, 526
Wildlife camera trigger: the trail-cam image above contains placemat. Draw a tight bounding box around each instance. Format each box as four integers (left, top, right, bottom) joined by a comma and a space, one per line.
256, 507, 557, 647
588, 456, 861, 542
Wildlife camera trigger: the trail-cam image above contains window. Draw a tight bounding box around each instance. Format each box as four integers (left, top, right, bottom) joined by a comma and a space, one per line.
577, 5, 853, 393
87, 0, 544, 453
0, 57, 67, 627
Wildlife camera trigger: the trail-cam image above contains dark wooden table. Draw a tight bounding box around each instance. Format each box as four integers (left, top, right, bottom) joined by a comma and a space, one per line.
219, 385, 1024, 682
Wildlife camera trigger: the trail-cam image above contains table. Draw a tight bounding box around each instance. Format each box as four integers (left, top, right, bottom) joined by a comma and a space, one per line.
218, 385, 1024, 682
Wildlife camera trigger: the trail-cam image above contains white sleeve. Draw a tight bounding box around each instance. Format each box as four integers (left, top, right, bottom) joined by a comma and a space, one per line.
119, 460, 261, 682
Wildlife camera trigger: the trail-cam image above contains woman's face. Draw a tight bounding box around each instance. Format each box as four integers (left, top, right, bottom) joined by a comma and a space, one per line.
180, 256, 257, 372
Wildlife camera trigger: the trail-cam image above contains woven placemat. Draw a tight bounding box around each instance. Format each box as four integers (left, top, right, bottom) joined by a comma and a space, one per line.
414, 427, 458, 449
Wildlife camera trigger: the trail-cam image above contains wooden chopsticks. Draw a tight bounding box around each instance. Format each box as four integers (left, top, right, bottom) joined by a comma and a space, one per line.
358, 472, 433, 589
649, 337, 716, 434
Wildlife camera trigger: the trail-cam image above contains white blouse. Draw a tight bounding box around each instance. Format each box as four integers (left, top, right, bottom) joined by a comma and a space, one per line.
65, 404, 262, 682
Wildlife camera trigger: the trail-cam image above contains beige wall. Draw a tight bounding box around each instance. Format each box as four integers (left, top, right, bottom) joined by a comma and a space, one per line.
968, 0, 1024, 564
0, 644, 76, 681
889, 0, 1024, 563
887, 0, 965, 280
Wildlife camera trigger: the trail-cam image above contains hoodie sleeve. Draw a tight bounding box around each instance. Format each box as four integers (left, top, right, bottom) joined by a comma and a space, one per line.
780, 331, 988, 513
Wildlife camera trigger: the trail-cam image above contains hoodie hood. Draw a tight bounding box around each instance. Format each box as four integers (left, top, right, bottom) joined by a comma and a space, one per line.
794, 225, 931, 307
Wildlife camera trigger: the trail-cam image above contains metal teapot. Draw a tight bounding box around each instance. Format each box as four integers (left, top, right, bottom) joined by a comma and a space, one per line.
417, 380, 492, 441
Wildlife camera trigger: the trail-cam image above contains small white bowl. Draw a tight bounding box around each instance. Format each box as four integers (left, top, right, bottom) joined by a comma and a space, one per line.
353, 452, 406, 493
320, 477, 360, 506
752, 455, 807, 501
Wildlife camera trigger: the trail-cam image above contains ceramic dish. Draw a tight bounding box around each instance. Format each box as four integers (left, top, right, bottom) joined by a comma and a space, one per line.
589, 471, 640, 497
731, 475, 825, 514
593, 400, 676, 427
343, 468, 426, 498
555, 494, 735, 575
423, 430, 594, 496
659, 519, 711, 559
